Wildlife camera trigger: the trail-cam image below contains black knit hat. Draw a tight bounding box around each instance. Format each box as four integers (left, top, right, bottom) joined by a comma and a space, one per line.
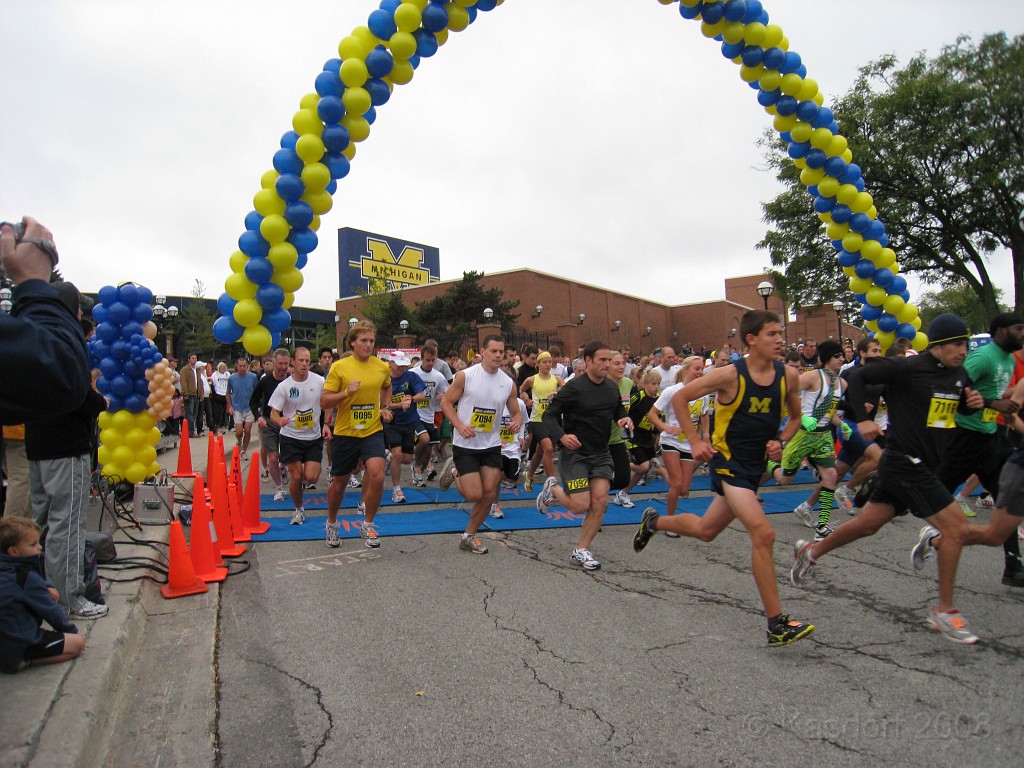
816, 340, 843, 362
927, 313, 969, 346
989, 312, 1022, 337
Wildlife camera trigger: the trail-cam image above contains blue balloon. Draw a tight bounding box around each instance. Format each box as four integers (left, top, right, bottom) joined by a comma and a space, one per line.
476, 0, 498, 10
407, 53, 420, 70
322, 124, 350, 153
861, 304, 882, 321
743, 0, 763, 23
121, 321, 143, 340
123, 359, 142, 380
275, 173, 305, 203
98, 285, 118, 306
106, 396, 124, 414
131, 304, 152, 325
91, 339, 110, 361
873, 268, 894, 288
465, 4, 477, 23
263, 308, 292, 333
891, 276, 908, 294
757, 88, 780, 107
854, 293, 868, 305
741, 46, 764, 68
795, 100, 818, 123
217, 292, 237, 318
137, 286, 154, 306
723, 0, 747, 22
854, 177, 866, 192
379, 0, 401, 12
814, 195, 836, 214
91, 304, 109, 324
811, 107, 834, 129
239, 230, 270, 259
839, 163, 861, 185
787, 141, 809, 160
111, 374, 133, 398
780, 50, 802, 74
365, 106, 377, 125
324, 152, 350, 180
762, 47, 785, 70
367, 9, 397, 39
244, 257, 274, 286
831, 239, 845, 252
317, 96, 345, 124
99, 356, 121, 380
830, 204, 852, 224
848, 213, 871, 233
107, 302, 131, 326
288, 228, 318, 253
118, 284, 140, 307
365, 78, 391, 107
124, 394, 147, 414
95, 375, 111, 395
805, 184, 818, 198
421, 2, 448, 31
273, 148, 304, 176
837, 250, 859, 267
827, 120, 839, 133
701, 1, 724, 24
414, 29, 439, 57
325, 179, 337, 195
244, 210, 263, 232
322, 58, 342, 75
720, 40, 745, 59
295, 252, 308, 270
804, 149, 827, 169
280, 131, 299, 150
678, 2, 702, 20
854, 259, 876, 279
778, 131, 792, 143
314, 70, 343, 98
366, 46, 394, 78
877, 314, 898, 333
284, 201, 315, 229
896, 323, 917, 340
213, 316, 244, 344
775, 95, 798, 116
866, 220, 886, 240
900, 290, 911, 302
256, 283, 285, 310
823, 156, 846, 179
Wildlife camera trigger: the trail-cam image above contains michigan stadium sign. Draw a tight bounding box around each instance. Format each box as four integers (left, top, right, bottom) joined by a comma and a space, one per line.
338, 227, 441, 298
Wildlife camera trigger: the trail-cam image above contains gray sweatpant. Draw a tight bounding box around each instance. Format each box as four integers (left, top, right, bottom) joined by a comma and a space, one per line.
30, 454, 91, 613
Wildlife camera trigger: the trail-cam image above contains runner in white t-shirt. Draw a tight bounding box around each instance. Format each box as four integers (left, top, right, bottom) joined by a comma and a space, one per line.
410, 346, 449, 486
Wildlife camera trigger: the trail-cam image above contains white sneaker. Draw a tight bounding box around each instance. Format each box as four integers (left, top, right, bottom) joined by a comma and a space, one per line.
536, 476, 559, 512
273, 487, 286, 502
911, 524, 940, 571
290, 509, 305, 525
571, 548, 601, 571
70, 599, 108, 620
834, 485, 855, 511
614, 490, 635, 508
489, 503, 504, 519
977, 495, 995, 509
793, 501, 816, 527
357, 500, 366, 514
325, 521, 341, 548
348, 475, 362, 489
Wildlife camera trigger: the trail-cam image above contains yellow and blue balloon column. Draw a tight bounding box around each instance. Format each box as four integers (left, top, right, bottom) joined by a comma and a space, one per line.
215, 0, 924, 354
90, 283, 172, 485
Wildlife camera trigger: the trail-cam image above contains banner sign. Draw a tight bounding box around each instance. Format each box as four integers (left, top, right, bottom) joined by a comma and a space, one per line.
338, 227, 440, 298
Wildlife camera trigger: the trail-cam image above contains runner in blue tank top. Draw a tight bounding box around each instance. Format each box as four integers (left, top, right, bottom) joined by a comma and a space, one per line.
633, 311, 815, 647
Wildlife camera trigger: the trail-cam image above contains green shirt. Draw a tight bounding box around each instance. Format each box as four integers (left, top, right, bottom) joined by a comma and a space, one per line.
956, 341, 1013, 434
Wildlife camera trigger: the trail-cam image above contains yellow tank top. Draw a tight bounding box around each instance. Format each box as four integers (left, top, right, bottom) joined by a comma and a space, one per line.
530, 374, 559, 423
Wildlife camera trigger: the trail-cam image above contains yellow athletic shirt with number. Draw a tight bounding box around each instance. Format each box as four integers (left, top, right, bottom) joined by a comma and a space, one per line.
529, 374, 559, 423
324, 356, 391, 437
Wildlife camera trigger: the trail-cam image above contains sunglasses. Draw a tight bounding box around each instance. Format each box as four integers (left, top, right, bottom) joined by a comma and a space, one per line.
830, 352, 844, 359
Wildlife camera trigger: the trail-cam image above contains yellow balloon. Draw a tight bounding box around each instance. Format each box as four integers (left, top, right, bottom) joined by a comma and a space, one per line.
835, 184, 858, 207
826, 222, 850, 240
99, 428, 123, 448
296, 134, 326, 164
897, 303, 919, 324
101, 463, 124, 480
282, 291, 295, 310
299, 93, 320, 112
112, 445, 135, 468
394, 3, 422, 32
124, 427, 148, 450
302, 189, 333, 215
137, 445, 158, 466
777, 36, 789, 52
875, 330, 896, 349
797, 78, 819, 102
342, 87, 372, 116
842, 266, 857, 277
301, 163, 331, 190
253, 188, 285, 216
98, 411, 112, 430
758, 70, 781, 92
780, 73, 803, 96
743, 22, 766, 46
812, 92, 824, 106
739, 64, 764, 83
817, 176, 840, 198
722, 22, 746, 45
148, 461, 161, 478
97, 446, 112, 466
865, 286, 886, 307
111, 410, 134, 432
841, 149, 854, 163
353, 25, 379, 48
260, 215, 290, 245
268, 242, 299, 271
866, 319, 880, 332
773, 113, 797, 133
849, 276, 873, 294
261, 169, 279, 190
273, 267, 304, 293
761, 24, 784, 48
810, 128, 834, 150
912, 332, 929, 352
242, 325, 273, 356
842, 232, 864, 253
389, 31, 417, 60
340, 58, 369, 88
851, 192, 873, 214
310, 214, 321, 232
343, 143, 357, 160
883, 295, 905, 316
826, 135, 849, 157
860, 239, 882, 262
233, 298, 263, 328
125, 462, 148, 484
700, 19, 726, 39
789, 121, 813, 144
389, 59, 415, 85
876, 248, 897, 269
341, 115, 371, 142
792, 157, 807, 170
912, 316, 922, 330
292, 109, 322, 136
338, 35, 368, 60
799, 167, 825, 187
866, 205, 878, 219
225, 271, 258, 300
229, 249, 248, 272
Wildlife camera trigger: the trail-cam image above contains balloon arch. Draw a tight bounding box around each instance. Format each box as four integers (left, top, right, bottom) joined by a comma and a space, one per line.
213, 0, 925, 355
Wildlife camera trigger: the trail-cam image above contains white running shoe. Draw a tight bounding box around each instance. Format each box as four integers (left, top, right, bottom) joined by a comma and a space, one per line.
325, 521, 341, 548
614, 491, 635, 508
489, 503, 504, 519
911, 524, 940, 571
273, 487, 286, 502
571, 548, 601, 571
290, 509, 305, 525
793, 501, 815, 527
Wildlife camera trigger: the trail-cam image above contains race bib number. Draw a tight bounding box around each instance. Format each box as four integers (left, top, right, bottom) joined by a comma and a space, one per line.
926, 396, 958, 429
351, 403, 374, 429
391, 393, 405, 405
294, 408, 315, 430
500, 422, 516, 443
981, 408, 998, 423
534, 399, 549, 417
417, 398, 430, 409
470, 407, 495, 433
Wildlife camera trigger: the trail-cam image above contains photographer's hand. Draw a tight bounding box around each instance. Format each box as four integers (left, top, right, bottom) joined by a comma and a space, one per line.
0, 217, 57, 284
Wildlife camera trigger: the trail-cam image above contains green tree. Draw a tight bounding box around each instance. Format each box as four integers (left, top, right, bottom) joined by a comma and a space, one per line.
916, 282, 1007, 335
758, 33, 1024, 316
360, 288, 410, 345
180, 279, 218, 357
411, 271, 519, 353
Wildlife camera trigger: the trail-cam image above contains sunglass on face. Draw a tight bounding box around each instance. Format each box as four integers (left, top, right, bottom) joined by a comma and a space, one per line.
830, 352, 844, 359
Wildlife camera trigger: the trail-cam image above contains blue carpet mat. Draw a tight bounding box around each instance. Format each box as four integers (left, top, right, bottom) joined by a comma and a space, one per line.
251, 490, 822, 542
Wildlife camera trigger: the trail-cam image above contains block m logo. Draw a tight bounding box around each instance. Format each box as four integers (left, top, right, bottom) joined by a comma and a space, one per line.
748, 397, 772, 414
353, 238, 430, 293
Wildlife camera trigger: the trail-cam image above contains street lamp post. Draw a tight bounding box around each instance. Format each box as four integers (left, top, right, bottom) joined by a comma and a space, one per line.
756, 280, 774, 311
0, 286, 12, 314
832, 300, 845, 341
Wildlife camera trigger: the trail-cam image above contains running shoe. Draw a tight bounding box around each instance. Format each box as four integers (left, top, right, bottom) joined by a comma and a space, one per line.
977, 494, 995, 509
665, 530, 680, 538
524, 472, 534, 492
70, 599, 109, 620
489, 503, 504, 519
273, 487, 286, 502
426, 463, 437, 481
536, 476, 559, 512
240, 451, 248, 461
813, 523, 833, 542
357, 500, 366, 514
790, 539, 815, 585
793, 501, 816, 527
325, 521, 341, 548
614, 490, 635, 509
392, 488, 406, 503
956, 498, 976, 518
571, 548, 601, 570
438, 457, 456, 491
290, 509, 305, 525
636, 477, 646, 487
911, 524, 940, 571
303, 482, 317, 491
460, 535, 488, 554
633, 508, 659, 552
499, 479, 516, 489
834, 485, 855, 511
361, 521, 381, 548
925, 607, 978, 645
261, 469, 270, 481
767, 615, 815, 647
385, 452, 392, 476
348, 475, 362, 489
412, 467, 425, 487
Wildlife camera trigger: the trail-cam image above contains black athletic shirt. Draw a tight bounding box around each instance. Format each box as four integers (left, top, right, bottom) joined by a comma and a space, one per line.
712, 358, 787, 470
844, 352, 979, 468
543, 374, 626, 456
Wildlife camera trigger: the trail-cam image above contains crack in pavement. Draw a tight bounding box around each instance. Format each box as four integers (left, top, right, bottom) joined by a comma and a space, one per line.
237, 654, 334, 768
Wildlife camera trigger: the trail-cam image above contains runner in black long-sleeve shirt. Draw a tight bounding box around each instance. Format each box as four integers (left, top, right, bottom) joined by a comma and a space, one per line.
790, 314, 985, 644
536, 341, 632, 571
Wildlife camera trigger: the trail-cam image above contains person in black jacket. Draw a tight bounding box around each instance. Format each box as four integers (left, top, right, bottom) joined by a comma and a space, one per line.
0, 218, 89, 425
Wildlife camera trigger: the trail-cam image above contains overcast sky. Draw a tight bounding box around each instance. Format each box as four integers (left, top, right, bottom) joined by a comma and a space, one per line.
2, 1, 1019, 314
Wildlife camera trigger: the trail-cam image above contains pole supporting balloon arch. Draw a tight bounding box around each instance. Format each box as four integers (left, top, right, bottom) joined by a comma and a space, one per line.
213, 0, 925, 355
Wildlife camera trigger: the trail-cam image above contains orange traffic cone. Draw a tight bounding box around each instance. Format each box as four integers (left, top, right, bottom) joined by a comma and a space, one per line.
210, 467, 247, 558
160, 521, 208, 599
227, 481, 251, 542
230, 446, 243, 489
242, 450, 270, 534
173, 419, 197, 477
188, 477, 227, 583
